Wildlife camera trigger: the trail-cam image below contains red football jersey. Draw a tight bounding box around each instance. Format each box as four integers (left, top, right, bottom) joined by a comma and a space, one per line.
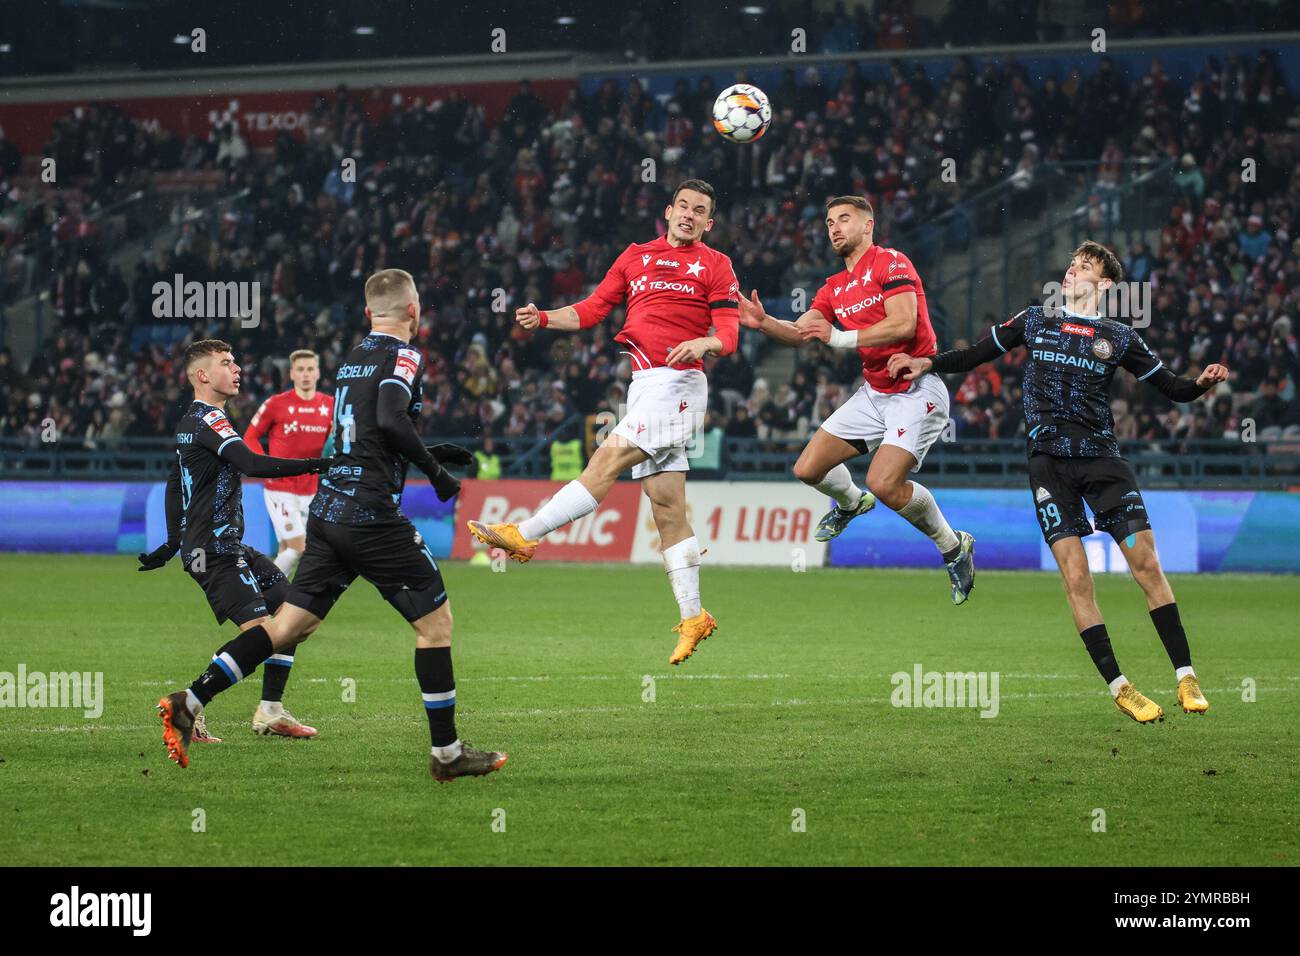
244, 390, 335, 494
811, 244, 937, 394
570, 235, 740, 371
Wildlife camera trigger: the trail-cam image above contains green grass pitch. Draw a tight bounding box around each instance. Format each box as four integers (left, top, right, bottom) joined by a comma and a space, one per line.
1, 554, 1296, 866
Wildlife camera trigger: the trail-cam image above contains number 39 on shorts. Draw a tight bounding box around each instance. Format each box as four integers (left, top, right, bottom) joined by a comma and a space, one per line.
1037, 503, 1062, 532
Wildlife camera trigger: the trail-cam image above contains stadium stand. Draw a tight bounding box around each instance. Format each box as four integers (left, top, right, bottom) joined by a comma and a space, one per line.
2, 42, 1299, 484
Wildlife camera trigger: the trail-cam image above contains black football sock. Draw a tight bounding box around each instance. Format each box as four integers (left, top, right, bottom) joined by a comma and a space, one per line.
415, 646, 458, 749
1150, 602, 1193, 670
190, 626, 273, 706
1080, 623, 1123, 685
260, 652, 294, 704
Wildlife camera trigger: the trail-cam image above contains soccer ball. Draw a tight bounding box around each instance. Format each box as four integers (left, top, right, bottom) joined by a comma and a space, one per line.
712, 84, 772, 144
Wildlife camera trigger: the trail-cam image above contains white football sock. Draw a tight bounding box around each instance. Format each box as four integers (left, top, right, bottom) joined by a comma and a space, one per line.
1175, 666, 1196, 682
813, 463, 864, 510
896, 481, 960, 555
431, 740, 463, 764
518, 480, 598, 541
1108, 675, 1129, 698
273, 547, 302, 577
259, 700, 284, 717
662, 536, 702, 619
184, 688, 203, 717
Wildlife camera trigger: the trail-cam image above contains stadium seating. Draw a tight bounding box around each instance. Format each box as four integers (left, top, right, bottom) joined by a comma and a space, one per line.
2, 46, 1298, 480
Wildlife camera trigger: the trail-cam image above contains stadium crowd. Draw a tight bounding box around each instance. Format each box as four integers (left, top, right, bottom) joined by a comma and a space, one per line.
3, 45, 1300, 465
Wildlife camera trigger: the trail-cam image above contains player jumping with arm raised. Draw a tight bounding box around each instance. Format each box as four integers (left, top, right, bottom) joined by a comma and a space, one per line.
467, 179, 741, 665
888, 241, 1229, 723
739, 195, 975, 604
157, 271, 504, 782
244, 349, 335, 579
138, 340, 332, 740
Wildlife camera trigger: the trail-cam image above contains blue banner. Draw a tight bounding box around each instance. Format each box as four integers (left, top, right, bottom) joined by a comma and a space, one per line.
0, 481, 1296, 573
0, 480, 457, 559
827, 488, 1300, 574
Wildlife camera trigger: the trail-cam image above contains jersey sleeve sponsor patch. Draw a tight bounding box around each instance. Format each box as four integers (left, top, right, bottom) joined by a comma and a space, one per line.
393, 347, 421, 386
201, 408, 239, 440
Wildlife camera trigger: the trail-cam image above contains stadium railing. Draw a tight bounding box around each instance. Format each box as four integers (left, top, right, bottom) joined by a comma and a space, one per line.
4, 435, 1297, 490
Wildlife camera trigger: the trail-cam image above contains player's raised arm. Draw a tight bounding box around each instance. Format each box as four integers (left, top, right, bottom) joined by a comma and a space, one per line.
517, 301, 578, 330
848, 289, 917, 347
796, 295, 918, 348
889, 311, 1028, 381
519, 245, 633, 333
1120, 331, 1229, 402
797, 257, 920, 348
739, 289, 818, 347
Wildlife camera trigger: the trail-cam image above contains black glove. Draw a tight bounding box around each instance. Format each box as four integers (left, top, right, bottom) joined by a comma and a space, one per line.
426, 463, 461, 501
306, 458, 332, 474
426, 442, 475, 468
138, 542, 178, 571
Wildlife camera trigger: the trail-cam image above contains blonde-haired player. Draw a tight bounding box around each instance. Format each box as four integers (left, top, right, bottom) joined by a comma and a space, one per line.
158, 270, 505, 781
245, 350, 334, 579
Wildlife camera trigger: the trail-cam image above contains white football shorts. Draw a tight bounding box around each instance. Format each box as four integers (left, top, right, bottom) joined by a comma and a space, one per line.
609, 366, 709, 480
264, 490, 315, 543
820, 372, 951, 471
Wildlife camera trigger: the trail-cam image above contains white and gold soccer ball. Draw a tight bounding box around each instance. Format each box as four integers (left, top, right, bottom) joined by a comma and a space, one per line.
711, 84, 772, 144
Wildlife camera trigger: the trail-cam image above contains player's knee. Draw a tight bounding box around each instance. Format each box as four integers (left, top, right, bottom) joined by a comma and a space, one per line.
1129, 551, 1164, 585
867, 473, 906, 509
1062, 566, 1094, 600
415, 608, 452, 648
792, 457, 825, 485
264, 618, 299, 650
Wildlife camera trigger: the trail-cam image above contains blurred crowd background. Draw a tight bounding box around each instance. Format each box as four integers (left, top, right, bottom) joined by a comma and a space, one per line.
2, 29, 1299, 462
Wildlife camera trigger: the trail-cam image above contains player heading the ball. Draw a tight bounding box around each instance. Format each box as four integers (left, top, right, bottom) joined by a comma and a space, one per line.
468, 179, 741, 665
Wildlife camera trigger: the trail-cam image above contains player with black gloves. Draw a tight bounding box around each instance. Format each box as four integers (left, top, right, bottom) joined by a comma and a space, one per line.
139, 338, 332, 741
157, 270, 504, 783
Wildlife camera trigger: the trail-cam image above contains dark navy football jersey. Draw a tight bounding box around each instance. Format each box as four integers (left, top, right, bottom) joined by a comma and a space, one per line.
174, 400, 247, 561
988, 306, 1164, 458
311, 332, 426, 525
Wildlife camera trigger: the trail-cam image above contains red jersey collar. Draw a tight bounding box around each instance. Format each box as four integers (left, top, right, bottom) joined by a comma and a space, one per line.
848, 243, 880, 280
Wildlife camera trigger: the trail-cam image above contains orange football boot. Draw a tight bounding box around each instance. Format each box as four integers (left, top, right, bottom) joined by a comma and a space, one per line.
466, 521, 539, 563
670, 610, 717, 665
